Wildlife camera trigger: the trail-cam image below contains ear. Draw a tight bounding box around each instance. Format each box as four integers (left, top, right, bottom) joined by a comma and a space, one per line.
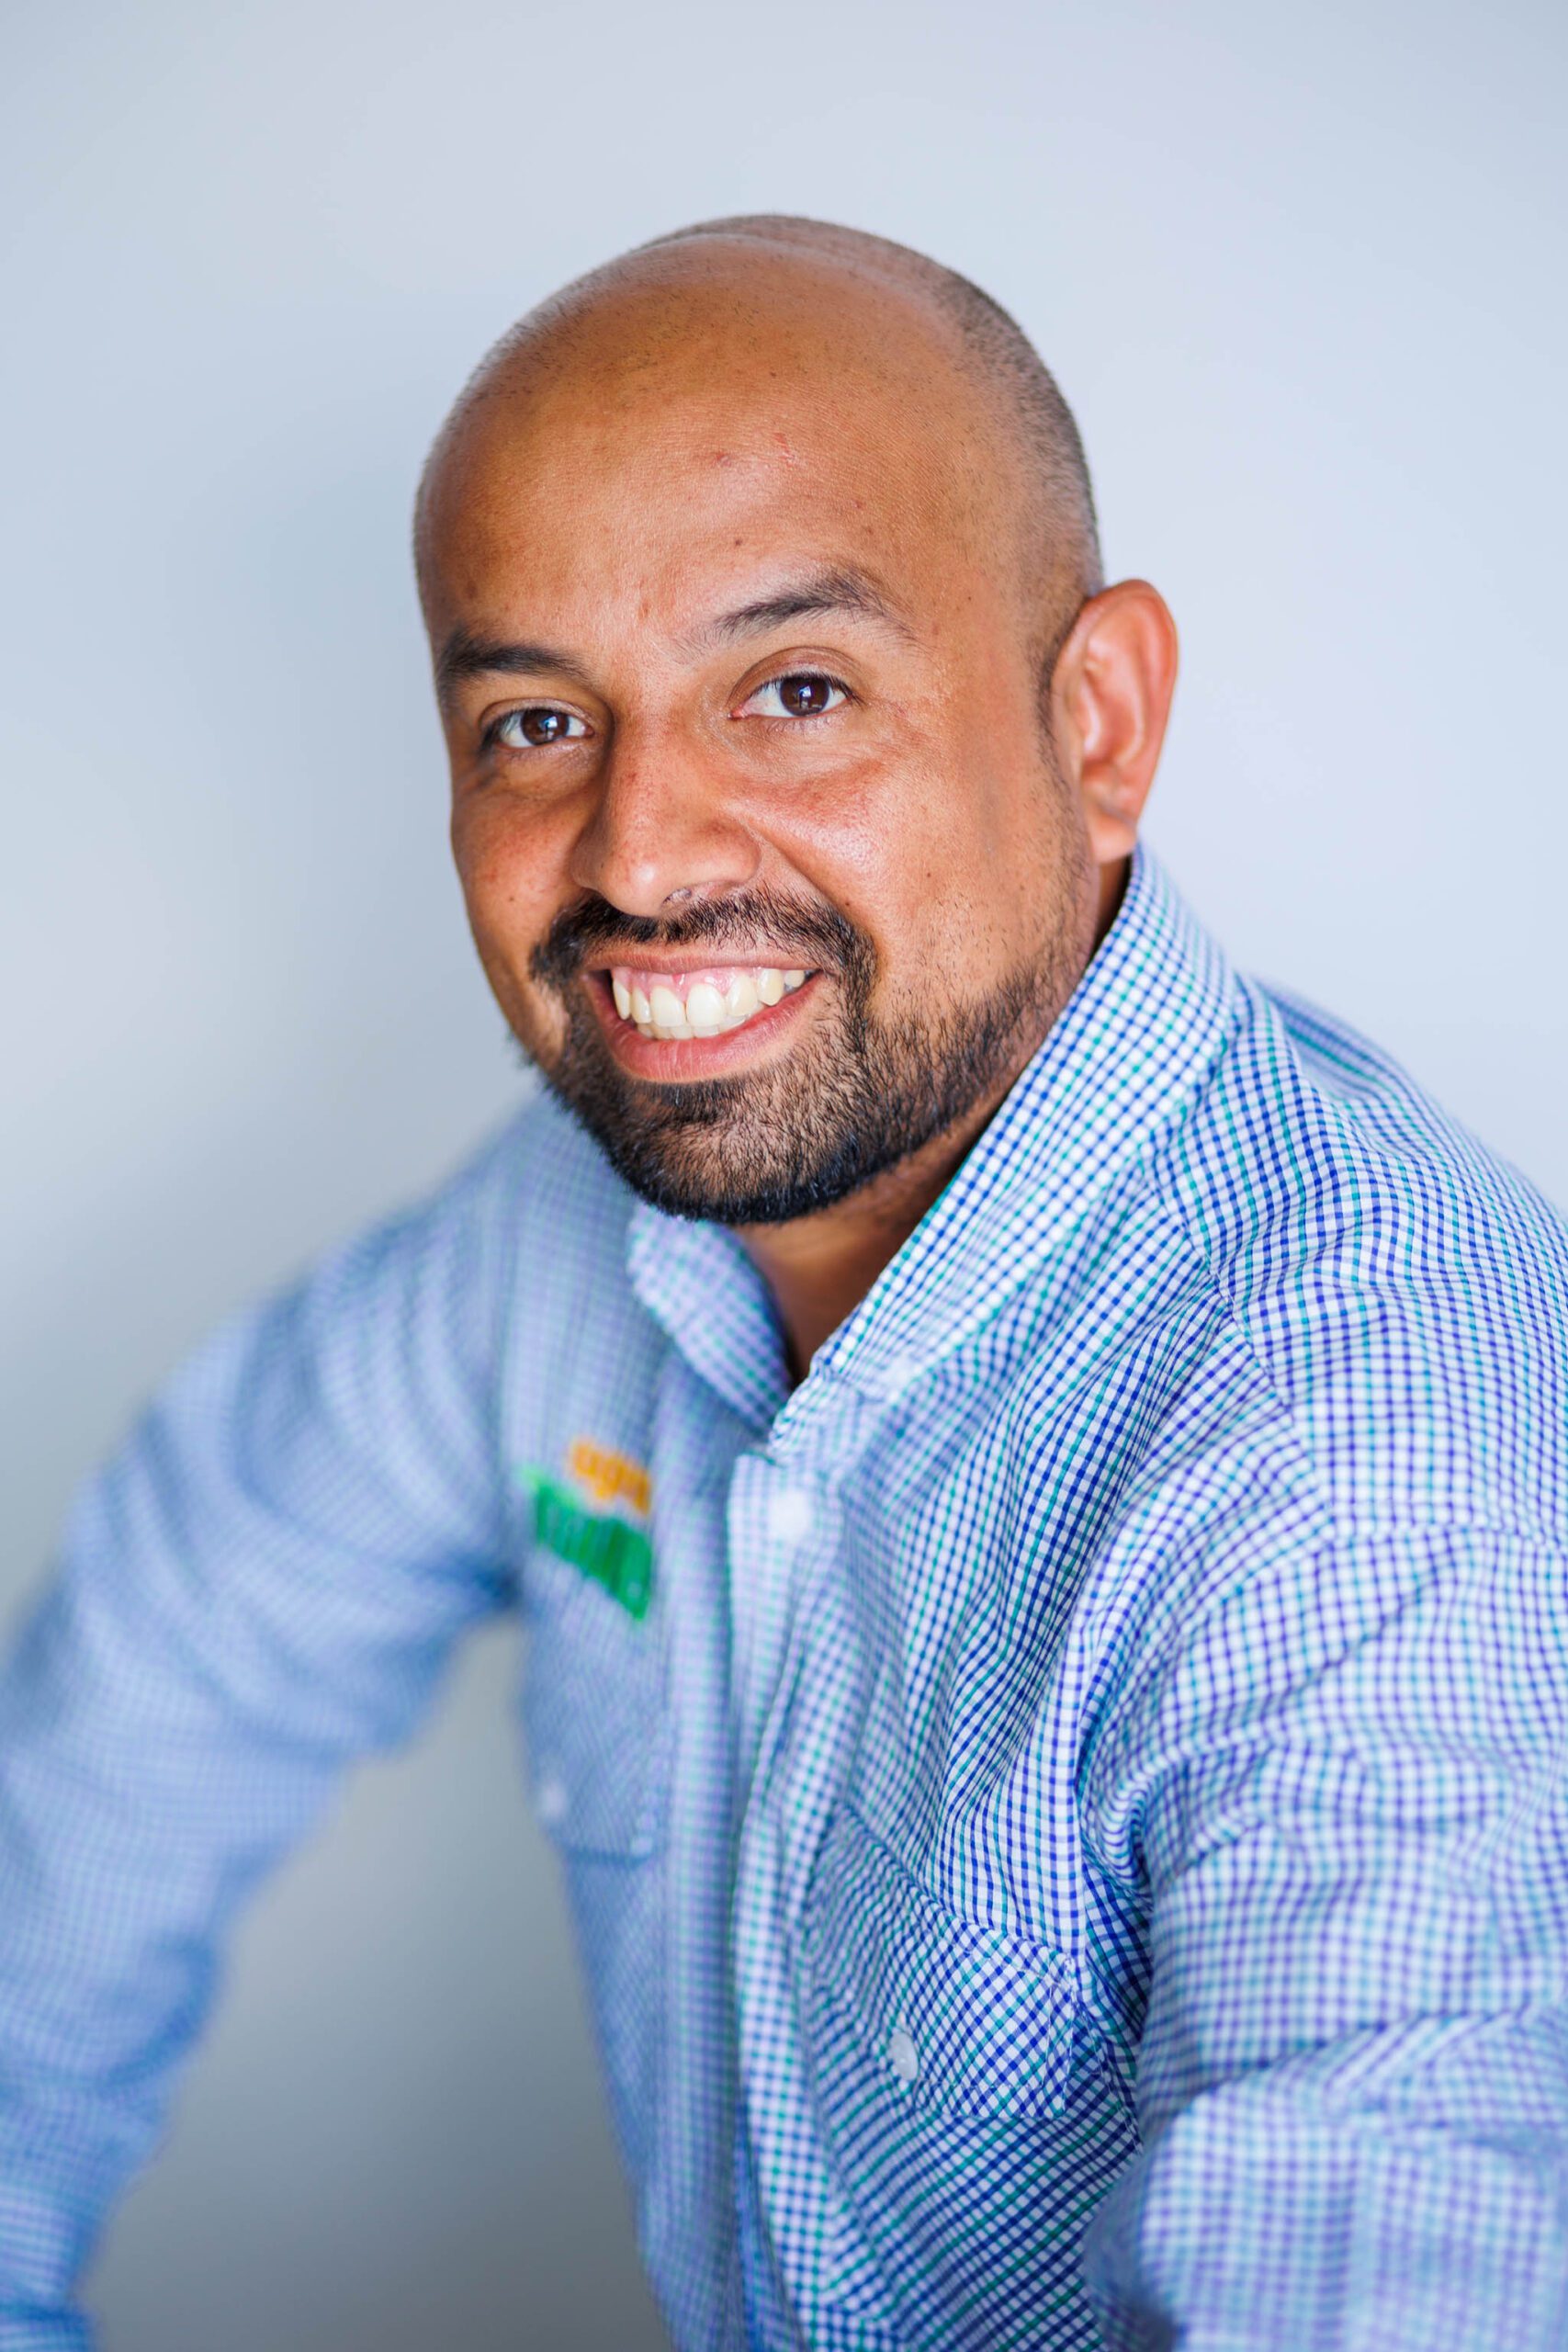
1046, 581, 1179, 865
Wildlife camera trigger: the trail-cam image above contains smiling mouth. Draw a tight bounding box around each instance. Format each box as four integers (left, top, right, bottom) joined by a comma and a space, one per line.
604, 961, 812, 1043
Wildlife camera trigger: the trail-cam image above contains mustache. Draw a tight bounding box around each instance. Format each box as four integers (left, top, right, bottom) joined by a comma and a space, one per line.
529, 888, 869, 991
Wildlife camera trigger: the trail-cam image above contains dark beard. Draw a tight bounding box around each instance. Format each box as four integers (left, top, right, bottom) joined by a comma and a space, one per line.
523, 886, 1072, 1226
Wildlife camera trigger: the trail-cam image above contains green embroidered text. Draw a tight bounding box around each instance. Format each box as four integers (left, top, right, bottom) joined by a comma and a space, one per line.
514, 1466, 653, 1620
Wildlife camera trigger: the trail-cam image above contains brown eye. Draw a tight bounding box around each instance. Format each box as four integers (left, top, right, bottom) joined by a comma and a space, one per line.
777, 673, 834, 716
494, 707, 586, 749
748, 672, 848, 719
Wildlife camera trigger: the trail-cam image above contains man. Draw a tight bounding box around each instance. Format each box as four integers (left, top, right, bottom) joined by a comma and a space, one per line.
2, 215, 1565, 2351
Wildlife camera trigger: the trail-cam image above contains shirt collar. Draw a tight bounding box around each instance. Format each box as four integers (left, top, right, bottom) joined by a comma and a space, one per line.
626, 842, 1238, 1436
626, 1204, 792, 1430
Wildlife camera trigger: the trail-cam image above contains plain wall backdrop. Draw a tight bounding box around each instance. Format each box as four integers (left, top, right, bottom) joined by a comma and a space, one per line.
3, 1, 1563, 2345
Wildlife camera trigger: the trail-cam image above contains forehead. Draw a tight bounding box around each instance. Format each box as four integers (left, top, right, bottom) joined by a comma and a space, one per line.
418, 256, 1016, 643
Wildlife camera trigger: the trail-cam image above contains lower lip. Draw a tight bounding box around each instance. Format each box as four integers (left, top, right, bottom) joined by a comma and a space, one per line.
585, 969, 821, 1078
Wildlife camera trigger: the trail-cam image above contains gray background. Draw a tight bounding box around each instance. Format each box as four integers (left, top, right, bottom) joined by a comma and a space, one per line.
3, 1, 1564, 2345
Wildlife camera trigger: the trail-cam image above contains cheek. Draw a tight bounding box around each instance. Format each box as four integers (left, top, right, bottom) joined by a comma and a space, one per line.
765, 737, 1040, 989
451, 799, 560, 955
759, 737, 958, 936
448, 803, 576, 1056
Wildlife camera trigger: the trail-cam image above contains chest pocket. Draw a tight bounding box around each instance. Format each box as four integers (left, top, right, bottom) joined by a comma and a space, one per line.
786, 1803, 1124, 2348
778, 1804, 1113, 2348
799, 1802, 1080, 2127
519, 1545, 670, 1860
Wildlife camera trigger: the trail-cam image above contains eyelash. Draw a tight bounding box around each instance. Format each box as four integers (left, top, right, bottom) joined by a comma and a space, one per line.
479, 669, 853, 752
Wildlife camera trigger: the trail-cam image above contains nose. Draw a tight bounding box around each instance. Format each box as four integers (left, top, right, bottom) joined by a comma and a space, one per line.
569, 718, 761, 918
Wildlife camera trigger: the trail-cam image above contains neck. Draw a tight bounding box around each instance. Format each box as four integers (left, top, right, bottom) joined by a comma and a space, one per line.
739, 853, 1130, 1383
736, 1084, 1010, 1384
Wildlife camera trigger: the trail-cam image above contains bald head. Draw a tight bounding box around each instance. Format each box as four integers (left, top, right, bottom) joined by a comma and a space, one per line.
652, 215, 1101, 605
415, 215, 1101, 666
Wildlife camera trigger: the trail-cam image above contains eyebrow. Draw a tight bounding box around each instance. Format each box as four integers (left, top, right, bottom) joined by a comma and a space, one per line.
434, 627, 592, 705
697, 565, 917, 649
434, 564, 915, 708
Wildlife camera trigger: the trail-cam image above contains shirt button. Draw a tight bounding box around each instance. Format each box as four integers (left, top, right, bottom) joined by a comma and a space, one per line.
536, 1772, 570, 1828
767, 1484, 815, 1544
887, 2026, 919, 2086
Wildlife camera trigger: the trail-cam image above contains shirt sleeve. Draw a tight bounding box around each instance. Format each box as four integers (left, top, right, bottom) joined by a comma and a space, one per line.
1078, 1521, 1568, 2350
0, 1123, 527, 2350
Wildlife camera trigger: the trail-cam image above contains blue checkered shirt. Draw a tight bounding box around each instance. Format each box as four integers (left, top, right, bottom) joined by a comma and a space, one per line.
4, 843, 1568, 2350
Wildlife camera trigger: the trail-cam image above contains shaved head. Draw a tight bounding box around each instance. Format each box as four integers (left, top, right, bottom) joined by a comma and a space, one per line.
416, 214, 1101, 673
649, 214, 1102, 608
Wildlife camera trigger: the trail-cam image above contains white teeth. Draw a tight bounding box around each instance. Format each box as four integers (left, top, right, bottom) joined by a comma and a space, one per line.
613, 964, 811, 1043
685, 980, 726, 1035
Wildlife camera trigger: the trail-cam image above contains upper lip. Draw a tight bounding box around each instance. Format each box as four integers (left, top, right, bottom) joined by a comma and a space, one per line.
587, 949, 818, 975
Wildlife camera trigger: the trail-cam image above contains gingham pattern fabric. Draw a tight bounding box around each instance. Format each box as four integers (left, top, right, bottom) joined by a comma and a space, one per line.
3, 843, 1567, 2350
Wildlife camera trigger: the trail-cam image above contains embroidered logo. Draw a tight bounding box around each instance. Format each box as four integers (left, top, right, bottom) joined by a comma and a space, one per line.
566, 1436, 652, 1518
513, 1440, 653, 1621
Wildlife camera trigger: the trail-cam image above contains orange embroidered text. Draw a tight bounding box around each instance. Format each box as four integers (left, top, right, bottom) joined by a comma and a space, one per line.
567, 1436, 652, 1519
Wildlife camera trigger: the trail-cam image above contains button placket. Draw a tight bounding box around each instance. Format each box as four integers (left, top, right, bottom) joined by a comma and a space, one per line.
728, 1458, 809, 1780
887, 2025, 920, 2086
766, 1481, 816, 1545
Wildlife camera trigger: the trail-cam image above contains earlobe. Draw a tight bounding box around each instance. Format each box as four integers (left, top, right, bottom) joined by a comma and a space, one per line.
1053, 580, 1179, 865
